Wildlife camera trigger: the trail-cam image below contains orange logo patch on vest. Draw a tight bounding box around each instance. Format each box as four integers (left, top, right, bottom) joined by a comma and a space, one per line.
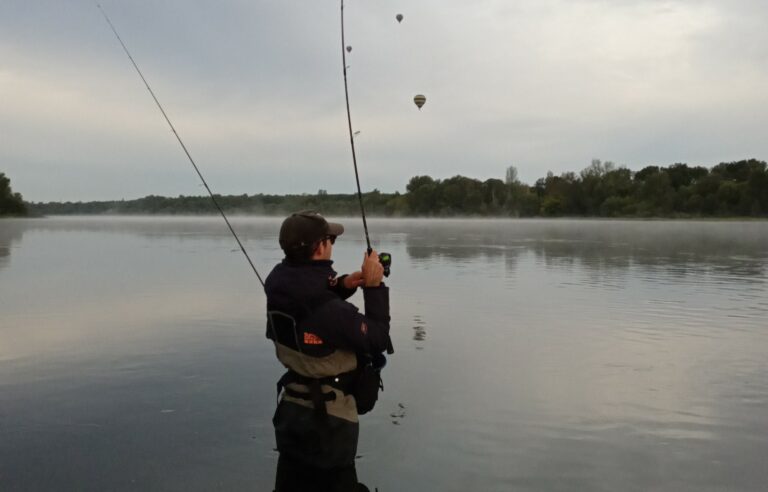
303, 332, 324, 345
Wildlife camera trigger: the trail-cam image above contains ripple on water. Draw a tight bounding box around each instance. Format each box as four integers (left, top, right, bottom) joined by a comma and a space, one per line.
412, 315, 427, 347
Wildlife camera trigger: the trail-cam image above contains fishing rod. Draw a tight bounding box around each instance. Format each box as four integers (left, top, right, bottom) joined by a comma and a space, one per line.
340, 0, 392, 277
341, 1, 393, 356
96, 3, 265, 288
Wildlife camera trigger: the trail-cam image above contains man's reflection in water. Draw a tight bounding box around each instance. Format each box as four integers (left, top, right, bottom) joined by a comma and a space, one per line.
274, 455, 370, 491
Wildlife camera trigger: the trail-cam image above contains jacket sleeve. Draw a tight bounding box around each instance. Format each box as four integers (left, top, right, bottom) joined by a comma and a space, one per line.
329, 274, 358, 300
314, 284, 390, 354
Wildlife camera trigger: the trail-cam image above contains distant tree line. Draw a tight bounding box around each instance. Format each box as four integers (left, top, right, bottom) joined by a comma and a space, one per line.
27, 190, 402, 217
402, 158, 768, 217
26, 159, 768, 218
0, 172, 27, 217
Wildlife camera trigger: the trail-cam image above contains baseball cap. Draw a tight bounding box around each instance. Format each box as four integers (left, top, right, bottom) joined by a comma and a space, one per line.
279, 210, 344, 252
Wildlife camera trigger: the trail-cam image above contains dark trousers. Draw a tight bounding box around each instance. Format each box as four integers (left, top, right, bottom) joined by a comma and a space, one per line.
274, 454, 369, 492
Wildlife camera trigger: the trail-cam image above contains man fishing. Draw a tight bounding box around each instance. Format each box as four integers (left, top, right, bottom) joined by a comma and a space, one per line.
100, 5, 393, 489
265, 210, 391, 492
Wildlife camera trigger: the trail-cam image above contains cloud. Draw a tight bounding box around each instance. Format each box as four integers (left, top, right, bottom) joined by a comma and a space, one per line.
1, 0, 767, 200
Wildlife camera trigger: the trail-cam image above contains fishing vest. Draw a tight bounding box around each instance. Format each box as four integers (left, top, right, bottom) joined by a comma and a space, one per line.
268, 310, 360, 424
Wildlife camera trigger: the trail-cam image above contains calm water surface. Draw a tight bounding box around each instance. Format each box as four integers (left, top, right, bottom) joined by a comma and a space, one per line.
1, 217, 767, 491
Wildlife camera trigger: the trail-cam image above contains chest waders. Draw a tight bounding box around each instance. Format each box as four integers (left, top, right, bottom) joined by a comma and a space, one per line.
267, 309, 359, 467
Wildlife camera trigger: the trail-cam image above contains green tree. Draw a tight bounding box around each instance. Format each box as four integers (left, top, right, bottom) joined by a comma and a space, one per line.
440, 175, 484, 214
666, 163, 708, 190
712, 159, 765, 182
634, 165, 661, 181
746, 167, 768, 214
505, 165, 519, 185
578, 160, 622, 215
635, 170, 675, 216
506, 182, 539, 217
0, 172, 27, 217
483, 178, 508, 213
406, 175, 440, 215
691, 173, 723, 215
716, 181, 745, 215
538, 171, 579, 216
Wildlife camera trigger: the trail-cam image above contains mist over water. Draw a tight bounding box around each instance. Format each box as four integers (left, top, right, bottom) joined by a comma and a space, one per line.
1, 217, 767, 491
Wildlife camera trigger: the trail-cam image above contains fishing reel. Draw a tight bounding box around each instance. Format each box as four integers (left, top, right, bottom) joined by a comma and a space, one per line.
379, 252, 392, 277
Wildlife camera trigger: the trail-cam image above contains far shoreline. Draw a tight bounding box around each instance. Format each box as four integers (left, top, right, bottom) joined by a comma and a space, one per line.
13, 159, 768, 220
11, 214, 768, 222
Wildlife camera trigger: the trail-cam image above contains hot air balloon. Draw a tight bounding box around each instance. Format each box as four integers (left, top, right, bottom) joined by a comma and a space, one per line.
396, 13, 404, 23
413, 94, 426, 110
346, 46, 352, 53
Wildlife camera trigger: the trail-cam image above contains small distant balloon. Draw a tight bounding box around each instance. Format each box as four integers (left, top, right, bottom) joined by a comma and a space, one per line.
396, 13, 404, 23
413, 94, 426, 110
346, 46, 352, 53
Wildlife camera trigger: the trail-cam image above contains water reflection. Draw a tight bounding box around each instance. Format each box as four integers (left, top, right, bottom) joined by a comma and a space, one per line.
399, 219, 768, 279
390, 402, 406, 425
412, 315, 426, 346
0, 219, 24, 271
2, 217, 768, 491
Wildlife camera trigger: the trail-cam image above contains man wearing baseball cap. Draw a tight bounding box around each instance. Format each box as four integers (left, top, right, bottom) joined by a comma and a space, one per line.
265, 210, 391, 492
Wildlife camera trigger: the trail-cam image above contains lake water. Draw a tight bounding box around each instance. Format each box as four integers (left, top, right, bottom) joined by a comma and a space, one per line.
1, 217, 767, 491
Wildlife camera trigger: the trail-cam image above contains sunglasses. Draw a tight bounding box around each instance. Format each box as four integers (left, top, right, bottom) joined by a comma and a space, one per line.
324, 235, 337, 245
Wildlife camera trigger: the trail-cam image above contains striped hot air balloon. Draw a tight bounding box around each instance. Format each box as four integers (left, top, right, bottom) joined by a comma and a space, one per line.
413, 94, 426, 110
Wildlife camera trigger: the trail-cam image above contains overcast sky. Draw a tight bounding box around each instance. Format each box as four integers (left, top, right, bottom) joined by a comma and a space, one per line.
2, 0, 767, 202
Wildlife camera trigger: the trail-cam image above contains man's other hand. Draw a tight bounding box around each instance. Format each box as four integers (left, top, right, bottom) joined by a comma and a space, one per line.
343, 271, 365, 289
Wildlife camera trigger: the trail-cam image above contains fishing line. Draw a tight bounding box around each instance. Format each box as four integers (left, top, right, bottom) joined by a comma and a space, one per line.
97, 3, 265, 288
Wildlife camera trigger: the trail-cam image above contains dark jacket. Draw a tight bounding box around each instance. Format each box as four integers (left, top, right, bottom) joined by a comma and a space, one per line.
265, 258, 391, 468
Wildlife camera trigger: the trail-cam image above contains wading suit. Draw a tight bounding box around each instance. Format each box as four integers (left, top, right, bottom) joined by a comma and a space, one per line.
265, 258, 390, 488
